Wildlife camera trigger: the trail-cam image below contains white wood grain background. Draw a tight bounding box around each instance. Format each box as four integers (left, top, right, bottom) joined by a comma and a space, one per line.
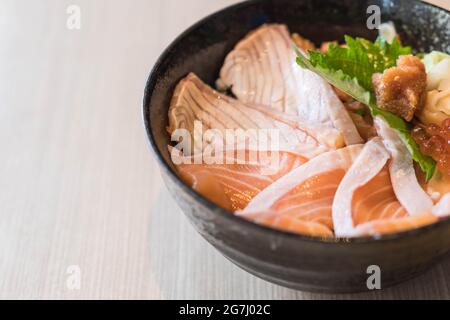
0, 0, 449, 300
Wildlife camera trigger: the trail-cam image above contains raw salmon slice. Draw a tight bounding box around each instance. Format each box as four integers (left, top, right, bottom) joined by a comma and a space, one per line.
220, 24, 300, 114
333, 138, 436, 237
240, 145, 363, 232
168, 73, 329, 159
174, 150, 306, 212
375, 117, 433, 216
220, 24, 363, 147
241, 211, 334, 237
352, 166, 408, 226
351, 214, 438, 237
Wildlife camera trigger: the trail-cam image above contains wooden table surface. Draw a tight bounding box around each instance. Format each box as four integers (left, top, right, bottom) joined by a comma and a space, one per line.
1, 0, 449, 300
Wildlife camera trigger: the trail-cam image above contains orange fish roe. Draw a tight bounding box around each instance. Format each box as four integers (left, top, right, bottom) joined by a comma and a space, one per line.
412, 118, 450, 177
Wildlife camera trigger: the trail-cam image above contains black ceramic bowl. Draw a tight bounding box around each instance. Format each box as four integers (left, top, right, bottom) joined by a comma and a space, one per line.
143, 0, 450, 293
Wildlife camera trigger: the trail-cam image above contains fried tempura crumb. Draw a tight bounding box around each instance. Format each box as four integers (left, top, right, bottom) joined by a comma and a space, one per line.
372, 55, 427, 122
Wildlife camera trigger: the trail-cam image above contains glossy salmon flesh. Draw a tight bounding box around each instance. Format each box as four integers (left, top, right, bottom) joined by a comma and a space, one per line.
167, 24, 446, 238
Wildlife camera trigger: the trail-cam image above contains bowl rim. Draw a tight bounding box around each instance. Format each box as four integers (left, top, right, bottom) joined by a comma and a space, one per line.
142, 0, 450, 244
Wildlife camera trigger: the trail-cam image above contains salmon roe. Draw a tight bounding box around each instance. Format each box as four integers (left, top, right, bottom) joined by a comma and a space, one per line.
412, 118, 450, 177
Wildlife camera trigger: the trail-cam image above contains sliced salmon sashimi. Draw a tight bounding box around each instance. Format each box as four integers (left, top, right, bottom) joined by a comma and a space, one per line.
333, 138, 391, 236
351, 166, 408, 227
375, 117, 433, 216
333, 138, 437, 237
241, 211, 334, 237
220, 24, 363, 147
168, 73, 330, 159
173, 149, 306, 212
239, 145, 363, 232
351, 214, 438, 237
165, 24, 442, 238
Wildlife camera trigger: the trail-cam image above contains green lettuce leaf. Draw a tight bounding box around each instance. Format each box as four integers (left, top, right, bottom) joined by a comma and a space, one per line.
307, 36, 411, 90
295, 37, 436, 180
